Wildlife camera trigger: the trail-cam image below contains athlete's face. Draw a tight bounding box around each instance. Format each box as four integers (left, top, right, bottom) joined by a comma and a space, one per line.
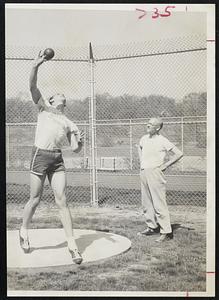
50, 94, 66, 112
146, 118, 162, 136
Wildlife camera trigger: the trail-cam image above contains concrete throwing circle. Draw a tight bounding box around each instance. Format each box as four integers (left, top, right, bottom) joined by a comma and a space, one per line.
7, 229, 131, 268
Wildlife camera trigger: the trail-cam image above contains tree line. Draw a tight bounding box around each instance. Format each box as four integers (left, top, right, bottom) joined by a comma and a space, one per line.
6, 92, 206, 123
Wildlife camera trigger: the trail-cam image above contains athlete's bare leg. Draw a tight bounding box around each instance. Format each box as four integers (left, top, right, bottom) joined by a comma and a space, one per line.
48, 171, 82, 263
21, 173, 46, 233
48, 171, 77, 249
19, 173, 46, 252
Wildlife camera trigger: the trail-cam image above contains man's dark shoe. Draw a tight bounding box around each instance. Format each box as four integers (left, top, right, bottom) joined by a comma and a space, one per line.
19, 229, 30, 253
138, 226, 160, 236
155, 232, 173, 242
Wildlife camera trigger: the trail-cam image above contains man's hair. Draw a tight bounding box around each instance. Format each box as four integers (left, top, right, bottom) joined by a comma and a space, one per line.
152, 117, 163, 131
48, 93, 66, 105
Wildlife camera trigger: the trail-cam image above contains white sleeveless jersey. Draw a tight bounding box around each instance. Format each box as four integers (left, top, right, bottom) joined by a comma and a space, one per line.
34, 110, 80, 150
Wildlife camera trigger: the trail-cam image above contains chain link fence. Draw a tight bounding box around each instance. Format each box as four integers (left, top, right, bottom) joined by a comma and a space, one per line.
95, 117, 206, 207
94, 35, 206, 208
6, 35, 207, 211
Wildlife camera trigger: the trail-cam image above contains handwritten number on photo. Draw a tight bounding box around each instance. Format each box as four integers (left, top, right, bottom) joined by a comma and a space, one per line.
152, 8, 159, 19
160, 6, 176, 17
136, 6, 175, 20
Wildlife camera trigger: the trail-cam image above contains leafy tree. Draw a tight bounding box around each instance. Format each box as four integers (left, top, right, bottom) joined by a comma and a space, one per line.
6, 91, 207, 123
182, 92, 206, 116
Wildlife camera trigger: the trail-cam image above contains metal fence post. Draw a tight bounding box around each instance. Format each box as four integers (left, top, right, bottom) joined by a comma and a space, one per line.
7, 125, 10, 169
181, 117, 184, 172
83, 125, 86, 168
129, 120, 133, 170
89, 42, 98, 207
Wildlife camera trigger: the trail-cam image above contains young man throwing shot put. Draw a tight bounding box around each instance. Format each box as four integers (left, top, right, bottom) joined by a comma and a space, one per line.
19, 51, 83, 264
137, 117, 183, 242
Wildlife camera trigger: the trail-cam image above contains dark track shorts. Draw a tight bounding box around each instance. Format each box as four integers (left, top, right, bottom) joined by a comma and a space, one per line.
30, 146, 65, 176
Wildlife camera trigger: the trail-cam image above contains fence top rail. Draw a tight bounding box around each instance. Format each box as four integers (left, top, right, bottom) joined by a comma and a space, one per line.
96, 116, 206, 122
6, 119, 207, 127
6, 57, 89, 63
95, 121, 207, 126
7, 48, 206, 62
95, 47, 207, 62
6, 122, 89, 126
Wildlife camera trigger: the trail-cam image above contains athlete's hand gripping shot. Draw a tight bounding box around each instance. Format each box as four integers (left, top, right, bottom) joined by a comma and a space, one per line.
19, 51, 83, 264
137, 117, 183, 242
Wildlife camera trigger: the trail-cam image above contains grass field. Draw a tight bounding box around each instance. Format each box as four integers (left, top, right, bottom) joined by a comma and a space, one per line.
7, 202, 206, 293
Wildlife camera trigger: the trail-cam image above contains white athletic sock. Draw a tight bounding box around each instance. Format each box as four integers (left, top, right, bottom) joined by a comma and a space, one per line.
20, 226, 28, 239
67, 237, 78, 251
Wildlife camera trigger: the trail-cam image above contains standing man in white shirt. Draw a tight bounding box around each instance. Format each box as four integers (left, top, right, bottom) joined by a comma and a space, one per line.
19, 51, 83, 264
138, 117, 183, 242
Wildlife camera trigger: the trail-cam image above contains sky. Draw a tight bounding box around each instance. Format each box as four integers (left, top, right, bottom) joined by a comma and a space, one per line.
6, 4, 206, 47
5, 4, 207, 100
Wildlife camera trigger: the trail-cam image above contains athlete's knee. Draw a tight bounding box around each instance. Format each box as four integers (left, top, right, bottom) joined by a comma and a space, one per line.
55, 195, 67, 208
29, 196, 41, 208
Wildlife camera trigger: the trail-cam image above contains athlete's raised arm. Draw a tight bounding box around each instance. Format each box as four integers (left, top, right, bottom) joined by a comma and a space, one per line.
29, 51, 47, 105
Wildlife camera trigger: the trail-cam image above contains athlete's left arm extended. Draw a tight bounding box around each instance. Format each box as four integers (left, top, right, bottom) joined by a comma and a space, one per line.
160, 146, 183, 171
